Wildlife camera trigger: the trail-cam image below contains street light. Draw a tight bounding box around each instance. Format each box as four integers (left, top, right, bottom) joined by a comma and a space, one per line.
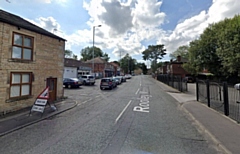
92, 25, 101, 76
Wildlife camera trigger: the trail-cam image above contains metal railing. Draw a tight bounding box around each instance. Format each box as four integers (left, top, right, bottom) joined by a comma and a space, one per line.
196, 79, 240, 123
157, 74, 187, 92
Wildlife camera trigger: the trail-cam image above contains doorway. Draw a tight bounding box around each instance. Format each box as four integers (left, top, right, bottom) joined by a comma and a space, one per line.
46, 78, 57, 103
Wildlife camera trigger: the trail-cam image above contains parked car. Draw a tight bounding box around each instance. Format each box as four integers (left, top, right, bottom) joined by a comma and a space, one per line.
100, 78, 117, 90
63, 78, 82, 88
121, 76, 126, 82
125, 74, 132, 79
184, 76, 195, 83
116, 76, 125, 83
81, 75, 95, 85
113, 77, 120, 85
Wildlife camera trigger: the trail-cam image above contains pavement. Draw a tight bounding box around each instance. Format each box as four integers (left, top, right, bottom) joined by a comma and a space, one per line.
0, 99, 77, 137
0, 82, 240, 154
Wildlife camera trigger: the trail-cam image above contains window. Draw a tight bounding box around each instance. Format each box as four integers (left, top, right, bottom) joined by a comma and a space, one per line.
12, 33, 34, 61
10, 72, 32, 98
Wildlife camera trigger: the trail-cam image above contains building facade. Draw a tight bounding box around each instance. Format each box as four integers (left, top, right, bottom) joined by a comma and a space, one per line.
85, 57, 115, 78
0, 9, 65, 115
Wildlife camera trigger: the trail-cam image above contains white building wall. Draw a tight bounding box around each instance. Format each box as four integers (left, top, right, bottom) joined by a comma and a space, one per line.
64, 67, 78, 78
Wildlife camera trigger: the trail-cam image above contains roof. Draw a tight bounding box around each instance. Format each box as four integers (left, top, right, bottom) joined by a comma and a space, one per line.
0, 9, 66, 41
85, 57, 107, 64
64, 58, 82, 67
110, 62, 120, 67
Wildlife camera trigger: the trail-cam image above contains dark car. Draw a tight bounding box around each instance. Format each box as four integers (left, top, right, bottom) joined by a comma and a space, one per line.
184, 76, 195, 83
63, 78, 82, 88
100, 78, 117, 90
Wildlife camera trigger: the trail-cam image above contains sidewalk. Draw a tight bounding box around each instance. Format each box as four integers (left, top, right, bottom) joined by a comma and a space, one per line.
159, 81, 240, 154
0, 99, 77, 137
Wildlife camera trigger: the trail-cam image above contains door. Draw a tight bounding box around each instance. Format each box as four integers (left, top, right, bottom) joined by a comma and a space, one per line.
46, 78, 57, 103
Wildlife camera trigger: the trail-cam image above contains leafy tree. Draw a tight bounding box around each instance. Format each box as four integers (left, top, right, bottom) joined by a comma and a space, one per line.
185, 14, 240, 77
119, 54, 137, 74
137, 63, 148, 74
73, 54, 78, 60
183, 40, 203, 75
65, 50, 73, 58
142, 44, 166, 72
216, 15, 240, 76
80, 46, 110, 62
169, 45, 189, 59
102, 53, 110, 62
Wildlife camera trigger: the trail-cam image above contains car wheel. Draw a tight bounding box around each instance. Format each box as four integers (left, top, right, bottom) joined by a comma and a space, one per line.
67, 84, 71, 89
109, 86, 112, 90
100, 87, 103, 90
83, 81, 86, 85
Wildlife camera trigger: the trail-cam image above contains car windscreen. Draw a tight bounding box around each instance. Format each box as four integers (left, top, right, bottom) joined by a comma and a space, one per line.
101, 79, 110, 82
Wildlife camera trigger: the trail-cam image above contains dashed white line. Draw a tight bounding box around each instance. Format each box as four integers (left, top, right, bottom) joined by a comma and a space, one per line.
115, 100, 132, 124
135, 88, 140, 95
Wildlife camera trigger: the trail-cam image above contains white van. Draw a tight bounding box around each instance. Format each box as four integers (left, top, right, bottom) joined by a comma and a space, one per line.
81, 75, 95, 85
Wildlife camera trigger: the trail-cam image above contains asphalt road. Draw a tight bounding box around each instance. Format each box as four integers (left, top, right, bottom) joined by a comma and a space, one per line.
0, 75, 220, 154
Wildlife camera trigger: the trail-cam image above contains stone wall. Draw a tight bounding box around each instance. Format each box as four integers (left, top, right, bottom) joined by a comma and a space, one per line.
0, 22, 65, 115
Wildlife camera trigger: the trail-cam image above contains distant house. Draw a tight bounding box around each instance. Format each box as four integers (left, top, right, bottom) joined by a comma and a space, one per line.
159, 56, 189, 78
64, 58, 92, 78
0, 9, 66, 115
110, 62, 120, 76
85, 57, 115, 78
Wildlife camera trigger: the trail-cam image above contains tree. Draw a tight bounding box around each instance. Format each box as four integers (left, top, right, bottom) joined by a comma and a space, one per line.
182, 40, 203, 75
81, 46, 110, 62
184, 15, 240, 77
137, 63, 148, 74
65, 50, 73, 58
215, 15, 240, 76
102, 53, 110, 62
119, 54, 137, 74
142, 44, 166, 72
73, 54, 78, 60
169, 45, 189, 59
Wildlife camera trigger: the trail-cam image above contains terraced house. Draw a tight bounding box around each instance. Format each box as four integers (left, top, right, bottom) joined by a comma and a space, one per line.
0, 9, 66, 115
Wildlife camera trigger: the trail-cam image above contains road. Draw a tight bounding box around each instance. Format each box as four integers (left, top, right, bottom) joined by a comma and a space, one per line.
0, 75, 220, 154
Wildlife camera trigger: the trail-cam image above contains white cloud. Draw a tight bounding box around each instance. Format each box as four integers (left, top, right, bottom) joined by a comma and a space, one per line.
158, 0, 240, 56
37, 17, 61, 33
132, 0, 165, 28
28, 0, 240, 63
36, 0, 68, 4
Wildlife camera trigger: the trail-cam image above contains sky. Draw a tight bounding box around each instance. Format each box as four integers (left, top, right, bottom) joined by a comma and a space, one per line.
1, 0, 240, 66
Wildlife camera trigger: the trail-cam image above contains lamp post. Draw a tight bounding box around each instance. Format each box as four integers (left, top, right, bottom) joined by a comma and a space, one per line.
92, 25, 101, 76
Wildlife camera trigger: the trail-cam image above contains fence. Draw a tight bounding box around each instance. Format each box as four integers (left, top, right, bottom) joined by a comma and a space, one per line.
197, 79, 240, 123
157, 74, 188, 92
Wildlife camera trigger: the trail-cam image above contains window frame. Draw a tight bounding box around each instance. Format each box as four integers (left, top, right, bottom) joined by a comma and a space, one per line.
10, 72, 32, 98
12, 32, 34, 61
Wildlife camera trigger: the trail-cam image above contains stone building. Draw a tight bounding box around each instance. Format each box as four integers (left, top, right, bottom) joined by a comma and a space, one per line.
0, 9, 66, 115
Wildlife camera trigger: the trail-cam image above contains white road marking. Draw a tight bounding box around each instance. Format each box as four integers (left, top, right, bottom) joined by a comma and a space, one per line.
115, 100, 132, 124
135, 88, 140, 95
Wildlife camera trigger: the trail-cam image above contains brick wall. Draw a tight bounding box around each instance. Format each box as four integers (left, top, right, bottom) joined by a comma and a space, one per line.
0, 22, 65, 114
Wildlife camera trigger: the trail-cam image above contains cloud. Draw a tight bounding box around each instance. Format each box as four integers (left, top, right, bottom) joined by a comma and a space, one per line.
158, 0, 240, 56
100, 0, 133, 36
37, 17, 61, 33
132, 0, 165, 28
28, 0, 240, 63
36, 0, 68, 4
